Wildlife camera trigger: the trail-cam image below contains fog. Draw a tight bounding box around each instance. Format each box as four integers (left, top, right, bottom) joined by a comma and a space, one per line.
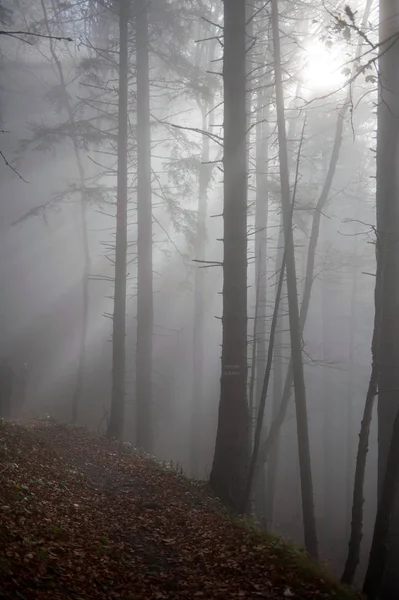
0, 0, 388, 590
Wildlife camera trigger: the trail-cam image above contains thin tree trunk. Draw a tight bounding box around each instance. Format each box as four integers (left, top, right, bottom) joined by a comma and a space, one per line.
271, 0, 318, 558
191, 30, 218, 477
363, 404, 399, 599
191, 106, 211, 476
107, 0, 129, 440
248, 261, 262, 454
322, 266, 334, 553
264, 86, 300, 528
135, 0, 153, 452
210, 0, 249, 510
248, 81, 269, 455
345, 252, 358, 541
265, 219, 284, 528
341, 365, 378, 583
257, 0, 373, 472
40, 0, 91, 425
254, 87, 269, 409
241, 232, 287, 514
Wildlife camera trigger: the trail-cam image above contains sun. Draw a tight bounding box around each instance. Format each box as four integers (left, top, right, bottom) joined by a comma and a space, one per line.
302, 41, 346, 94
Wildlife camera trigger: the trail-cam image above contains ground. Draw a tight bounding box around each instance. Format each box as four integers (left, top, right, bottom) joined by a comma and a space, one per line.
0, 419, 360, 600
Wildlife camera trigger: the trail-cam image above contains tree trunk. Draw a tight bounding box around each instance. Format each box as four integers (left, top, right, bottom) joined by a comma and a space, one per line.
322, 266, 335, 555
363, 404, 399, 599
209, 0, 249, 510
191, 106, 211, 477
271, 0, 318, 558
265, 220, 284, 528
135, 0, 153, 452
341, 365, 378, 584
345, 252, 358, 541
241, 230, 287, 514
254, 86, 269, 410
256, 0, 372, 471
374, 0, 399, 595
190, 29, 218, 477
107, 0, 129, 440
249, 85, 269, 470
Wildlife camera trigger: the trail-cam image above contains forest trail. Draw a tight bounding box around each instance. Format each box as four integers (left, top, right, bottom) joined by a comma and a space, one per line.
0, 420, 358, 600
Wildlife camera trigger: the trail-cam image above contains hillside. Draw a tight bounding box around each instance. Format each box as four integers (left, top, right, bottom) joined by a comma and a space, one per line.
0, 419, 360, 600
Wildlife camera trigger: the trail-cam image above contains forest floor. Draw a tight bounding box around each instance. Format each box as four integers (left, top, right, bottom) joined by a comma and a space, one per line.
0, 419, 361, 600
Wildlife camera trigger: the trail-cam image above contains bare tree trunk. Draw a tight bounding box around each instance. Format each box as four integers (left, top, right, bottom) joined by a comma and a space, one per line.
265, 220, 284, 528
191, 106, 211, 477
249, 84, 269, 472
345, 253, 358, 541
40, 0, 91, 425
341, 365, 378, 584
257, 0, 373, 472
342, 0, 395, 585
363, 404, 399, 599
107, 0, 129, 440
210, 0, 249, 510
254, 88, 269, 408
190, 29, 218, 477
322, 266, 335, 554
241, 231, 287, 514
373, 0, 399, 594
271, 0, 318, 558
135, 0, 153, 452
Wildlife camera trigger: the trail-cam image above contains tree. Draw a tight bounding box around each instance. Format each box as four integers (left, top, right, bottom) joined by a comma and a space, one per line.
363, 405, 399, 599
270, 0, 318, 558
106, 0, 129, 440
135, 0, 153, 452
209, 0, 249, 510
190, 19, 220, 477
365, 0, 399, 595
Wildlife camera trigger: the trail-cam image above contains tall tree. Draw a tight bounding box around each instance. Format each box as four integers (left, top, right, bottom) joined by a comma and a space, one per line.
135, 0, 153, 452
107, 0, 129, 440
363, 406, 399, 599
368, 0, 399, 595
190, 22, 219, 477
210, 0, 249, 510
270, 0, 318, 558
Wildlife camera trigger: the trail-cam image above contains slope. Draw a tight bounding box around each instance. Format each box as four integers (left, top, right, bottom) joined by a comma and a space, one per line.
0, 419, 360, 600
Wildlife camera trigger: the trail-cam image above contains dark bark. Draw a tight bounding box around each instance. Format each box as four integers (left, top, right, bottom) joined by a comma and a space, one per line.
341, 365, 377, 584
209, 0, 249, 510
322, 266, 335, 552
374, 0, 399, 594
271, 0, 318, 558
107, 0, 129, 440
135, 0, 153, 452
341, 239, 377, 587
363, 405, 399, 599
265, 221, 284, 528
345, 253, 358, 541
241, 231, 287, 514
256, 0, 371, 470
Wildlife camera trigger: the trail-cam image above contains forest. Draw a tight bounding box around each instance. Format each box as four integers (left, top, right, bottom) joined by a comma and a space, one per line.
0, 0, 398, 598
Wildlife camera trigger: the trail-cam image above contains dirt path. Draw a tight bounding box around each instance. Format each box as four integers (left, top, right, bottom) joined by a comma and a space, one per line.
0, 420, 358, 600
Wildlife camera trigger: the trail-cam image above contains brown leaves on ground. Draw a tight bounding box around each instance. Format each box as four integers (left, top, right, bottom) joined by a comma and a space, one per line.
0, 420, 358, 600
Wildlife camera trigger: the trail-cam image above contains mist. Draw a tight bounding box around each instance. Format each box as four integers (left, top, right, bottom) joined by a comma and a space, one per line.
0, 0, 397, 596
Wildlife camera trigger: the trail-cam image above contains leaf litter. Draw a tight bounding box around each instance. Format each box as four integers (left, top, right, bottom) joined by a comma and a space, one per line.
0, 419, 360, 599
